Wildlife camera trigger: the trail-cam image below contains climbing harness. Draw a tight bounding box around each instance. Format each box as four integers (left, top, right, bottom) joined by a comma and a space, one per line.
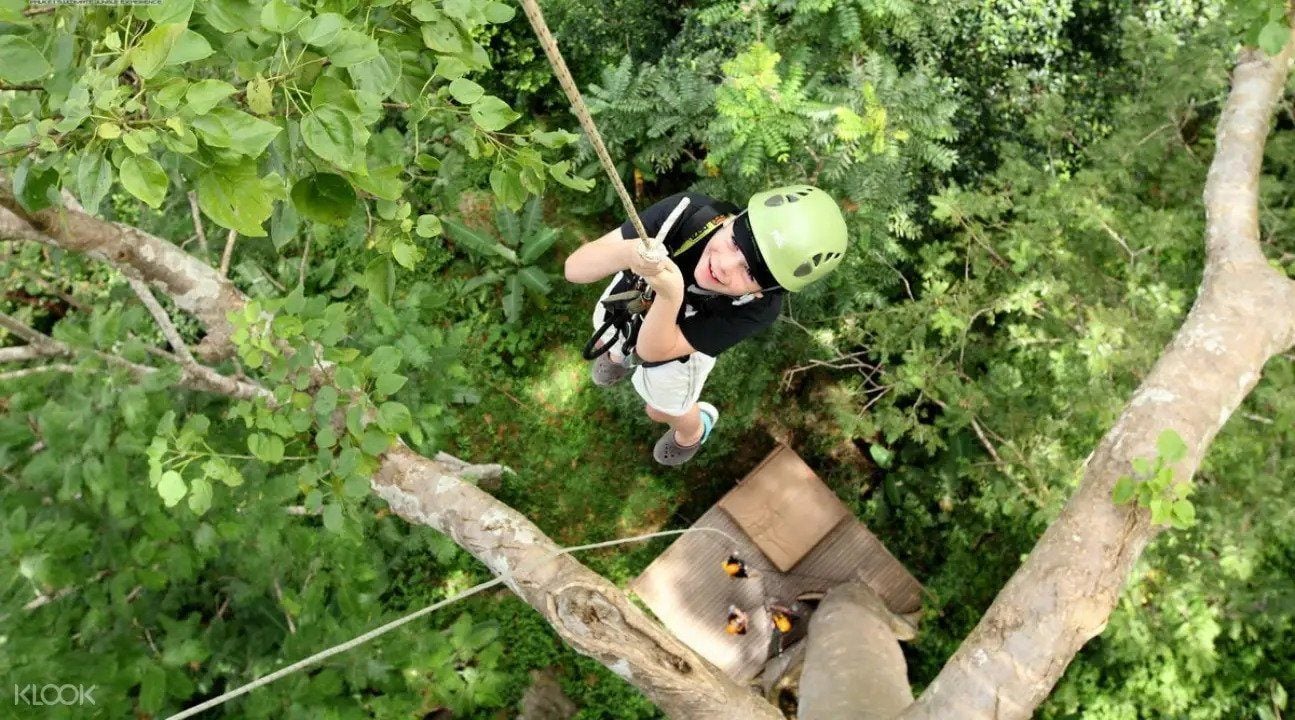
580, 198, 734, 363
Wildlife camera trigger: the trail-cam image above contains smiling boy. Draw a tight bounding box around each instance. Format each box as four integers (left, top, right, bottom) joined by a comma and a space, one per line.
564, 186, 848, 466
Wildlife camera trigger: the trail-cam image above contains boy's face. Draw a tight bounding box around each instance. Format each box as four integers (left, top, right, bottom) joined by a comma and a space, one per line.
694, 220, 764, 296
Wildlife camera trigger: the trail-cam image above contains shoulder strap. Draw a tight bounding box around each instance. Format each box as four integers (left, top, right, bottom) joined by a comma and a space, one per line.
668, 198, 739, 258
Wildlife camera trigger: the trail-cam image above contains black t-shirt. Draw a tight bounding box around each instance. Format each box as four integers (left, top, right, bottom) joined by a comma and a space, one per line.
616, 192, 782, 358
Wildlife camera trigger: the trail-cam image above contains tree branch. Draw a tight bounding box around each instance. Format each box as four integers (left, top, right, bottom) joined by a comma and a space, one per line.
0, 344, 65, 363
0, 311, 269, 401
128, 277, 197, 366
0, 179, 245, 362
902, 36, 1295, 720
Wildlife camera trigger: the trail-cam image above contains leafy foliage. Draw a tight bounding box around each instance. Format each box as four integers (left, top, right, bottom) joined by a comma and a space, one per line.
3, 2, 1295, 719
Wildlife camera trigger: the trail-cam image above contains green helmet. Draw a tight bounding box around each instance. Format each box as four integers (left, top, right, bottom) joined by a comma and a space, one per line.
746, 185, 848, 292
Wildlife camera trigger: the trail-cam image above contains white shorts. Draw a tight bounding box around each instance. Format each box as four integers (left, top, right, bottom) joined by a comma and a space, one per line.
592, 273, 717, 416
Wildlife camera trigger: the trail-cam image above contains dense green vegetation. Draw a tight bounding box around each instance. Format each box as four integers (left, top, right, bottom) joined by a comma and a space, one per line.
2, 0, 1293, 718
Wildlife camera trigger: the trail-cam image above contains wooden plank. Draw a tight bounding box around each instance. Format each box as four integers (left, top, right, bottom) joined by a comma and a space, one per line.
717, 445, 851, 572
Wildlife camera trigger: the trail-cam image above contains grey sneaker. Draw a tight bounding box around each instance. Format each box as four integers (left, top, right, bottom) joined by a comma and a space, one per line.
591, 349, 631, 387
653, 402, 718, 466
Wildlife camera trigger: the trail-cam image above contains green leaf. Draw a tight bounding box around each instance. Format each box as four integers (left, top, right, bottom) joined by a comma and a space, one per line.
483, 1, 515, 23
326, 29, 379, 67
532, 129, 580, 148
517, 266, 551, 295
155, 80, 190, 109
301, 106, 367, 172
158, 470, 187, 507
314, 385, 339, 414
1148, 497, 1170, 525
443, 217, 518, 263
360, 427, 392, 455
261, 0, 307, 33
185, 79, 238, 115
869, 444, 893, 469
520, 227, 560, 264
298, 12, 347, 46
0, 36, 53, 83
362, 257, 392, 305
421, 19, 463, 53
449, 77, 485, 104
470, 95, 521, 132
391, 238, 421, 270
76, 152, 114, 216
489, 165, 526, 211
1111, 476, 1136, 504
343, 474, 370, 498
12, 161, 60, 213
442, 0, 472, 20
348, 49, 402, 97
165, 30, 214, 66
350, 162, 403, 200
322, 503, 344, 532
1130, 456, 1152, 477
549, 159, 595, 192
1171, 499, 1196, 527
147, 0, 194, 25
369, 345, 402, 374
291, 173, 356, 225
503, 274, 523, 323
188, 477, 214, 514
1259, 21, 1290, 55
316, 425, 338, 449
249, 433, 285, 463
416, 213, 443, 238
131, 23, 186, 80
377, 401, 412, 433
374, 373, 407, 397
190, 107, 282, 156
138, 664, 167, 712
1156, 429, 1187, 463
197, 161, 279, 237
119, 156, 169, 209
434, 56, 469, 80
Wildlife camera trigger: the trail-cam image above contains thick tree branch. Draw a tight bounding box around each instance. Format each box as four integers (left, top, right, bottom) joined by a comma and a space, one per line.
0, 179, 244, 362
374, 447, 783, 719
902, 38, 1295, 720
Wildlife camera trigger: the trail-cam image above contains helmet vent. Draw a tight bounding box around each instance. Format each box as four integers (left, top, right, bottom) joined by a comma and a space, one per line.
786, 194, 800, 203
794, 261, 814, 277
764, 195, 785, 207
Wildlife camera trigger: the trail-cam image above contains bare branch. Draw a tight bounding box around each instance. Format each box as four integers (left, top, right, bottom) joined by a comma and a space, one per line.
0, 311, 268, 401
187, 191, 209, 257
220, 229, 237, 278
0, 363, 79, 383
0, 344, 65, 363
128, 277, 196, 366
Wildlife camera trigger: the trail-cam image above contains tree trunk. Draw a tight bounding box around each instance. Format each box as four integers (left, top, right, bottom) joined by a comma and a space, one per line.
798, 582, 914, 720
901, 37, 1295, 720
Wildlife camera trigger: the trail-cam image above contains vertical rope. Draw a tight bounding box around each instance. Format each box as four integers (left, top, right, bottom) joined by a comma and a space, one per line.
516, 0, 657, 254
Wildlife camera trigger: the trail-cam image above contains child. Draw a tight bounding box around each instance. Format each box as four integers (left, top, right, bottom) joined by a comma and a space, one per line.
564, 185, 848, 465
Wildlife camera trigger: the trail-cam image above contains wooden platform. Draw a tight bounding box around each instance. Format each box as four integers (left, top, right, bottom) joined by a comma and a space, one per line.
630, 445, 923, 682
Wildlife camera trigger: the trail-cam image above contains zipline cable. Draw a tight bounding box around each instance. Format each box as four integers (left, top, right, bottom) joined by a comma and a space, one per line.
164, 526, 746, 720
516, 0, 662, 260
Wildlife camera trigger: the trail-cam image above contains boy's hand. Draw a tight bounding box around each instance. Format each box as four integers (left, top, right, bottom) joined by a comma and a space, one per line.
640, 257, 685, 303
